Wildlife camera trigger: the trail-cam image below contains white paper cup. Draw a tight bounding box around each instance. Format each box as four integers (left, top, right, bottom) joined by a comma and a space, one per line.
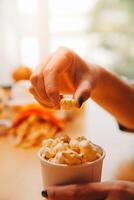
38, 145, 105, 188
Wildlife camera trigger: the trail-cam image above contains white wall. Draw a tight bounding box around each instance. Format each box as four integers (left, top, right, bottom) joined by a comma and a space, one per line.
0, 0, 49, 85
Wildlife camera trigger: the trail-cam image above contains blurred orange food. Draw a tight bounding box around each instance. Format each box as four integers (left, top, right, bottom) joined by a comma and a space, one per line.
9, 104, 64, 148
12, 66, 32, 81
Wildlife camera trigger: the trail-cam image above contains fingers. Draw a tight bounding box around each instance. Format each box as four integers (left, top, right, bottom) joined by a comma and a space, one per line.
30, 73, 54, 107
29, 87, 53, 109
30, 47, 74, 108
47, 185, 78, 200
47, 182, 109, 200
43, 48, 73, 108
30, 47, 95, 108
74, 78, 92, 107
30, 47, 93, 108
30, 54, 54, 107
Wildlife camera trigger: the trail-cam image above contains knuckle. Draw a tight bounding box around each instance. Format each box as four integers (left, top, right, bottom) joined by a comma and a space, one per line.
71, 185, 81, 199
43, 67, 51, 76
57, 46, 68, 53
49, 187, 57, 199
111, 182, 128, 195
57, 47, 73, 62
46, 86, 55, 97
30, 73, 38, 85
116, 182, 128, 193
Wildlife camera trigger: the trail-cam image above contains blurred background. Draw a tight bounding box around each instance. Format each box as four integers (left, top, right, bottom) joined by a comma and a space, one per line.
0, 0, 134, 85
0, 0, 134, 188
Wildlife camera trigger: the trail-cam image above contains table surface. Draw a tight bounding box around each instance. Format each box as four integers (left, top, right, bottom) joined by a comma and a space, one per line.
0, 101, 134, 200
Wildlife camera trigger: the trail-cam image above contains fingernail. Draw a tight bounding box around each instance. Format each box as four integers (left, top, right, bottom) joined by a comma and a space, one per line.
42, 190, 48, 198
78, 96, 84, 107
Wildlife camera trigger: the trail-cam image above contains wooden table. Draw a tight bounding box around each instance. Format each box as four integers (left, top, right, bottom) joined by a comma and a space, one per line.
0, 138, 43, 200
0, 101, 134, 200
0, 110, 84, 200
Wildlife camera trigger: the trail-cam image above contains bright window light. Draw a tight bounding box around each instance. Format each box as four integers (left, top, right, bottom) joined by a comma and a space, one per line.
17, 0, 38, 14
4, 26, 18, 65
20, 37, 40, 68
49, 0, 98, 57
50, 17, 90, 33
49, 0, 98, 15
50, 35, 87, 56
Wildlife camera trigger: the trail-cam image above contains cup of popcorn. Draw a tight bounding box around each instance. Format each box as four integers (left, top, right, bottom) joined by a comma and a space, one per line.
38, 136, 105, 188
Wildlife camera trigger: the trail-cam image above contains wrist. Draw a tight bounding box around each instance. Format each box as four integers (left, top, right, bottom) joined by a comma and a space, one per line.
86, 62, 102, 89
92, 64, 102, 81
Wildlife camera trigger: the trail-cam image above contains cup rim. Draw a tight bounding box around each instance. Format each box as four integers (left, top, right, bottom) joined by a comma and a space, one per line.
38, 144, 105, 168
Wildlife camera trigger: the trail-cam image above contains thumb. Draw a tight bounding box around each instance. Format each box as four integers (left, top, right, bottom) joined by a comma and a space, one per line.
74, 78, 93, 107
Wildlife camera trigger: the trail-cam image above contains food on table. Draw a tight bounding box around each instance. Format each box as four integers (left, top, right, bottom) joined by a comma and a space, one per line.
8, 80, 35, 107
12, 66, 32, 81
0, 119, 11, 136
6, 79, 37, 121
0, 87, 11, 119
60, 96, 79, 110
0, 88, 6, 116
9, 104, 64, 148
41, 136, 102, 165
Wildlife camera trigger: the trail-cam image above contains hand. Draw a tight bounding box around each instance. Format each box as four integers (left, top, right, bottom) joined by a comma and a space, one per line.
43, 181, 134, 200
30, 47, 100, 108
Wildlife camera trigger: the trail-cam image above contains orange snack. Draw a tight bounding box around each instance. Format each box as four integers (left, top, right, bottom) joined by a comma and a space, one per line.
9, 104, 64, 148
12, 66, 32, 81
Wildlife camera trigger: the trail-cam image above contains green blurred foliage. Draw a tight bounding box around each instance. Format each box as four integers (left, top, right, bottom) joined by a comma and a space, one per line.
89, 0, 134, 79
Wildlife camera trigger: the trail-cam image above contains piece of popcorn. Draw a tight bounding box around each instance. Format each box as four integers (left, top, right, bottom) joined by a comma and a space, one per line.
51, 152, 66, 164
62, 150, 83, 165
69, 139, 80, 153
79, 140, 100, 162
59, 135, 71, 143
53, 142, 69, 153
42, 147, 55, 160
42, 138, 54, 148
51, 150, 82, 165
77, 136, 87, 142
60, 97, 79, 110
50, 138, 61, 148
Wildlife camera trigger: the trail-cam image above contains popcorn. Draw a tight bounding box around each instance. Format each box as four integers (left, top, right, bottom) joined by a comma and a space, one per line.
42, 147, 54, 159
70, 139, 80, 153
61, 150, 83, 165
77, 136, 87, 142
53, 142, 69, 153
42, 138, 54, 147
60, 135, 70, 143
79, 140, 102, 162
60, 96, 79, 110
41, 136, 102, 165
51, 152, 64, 164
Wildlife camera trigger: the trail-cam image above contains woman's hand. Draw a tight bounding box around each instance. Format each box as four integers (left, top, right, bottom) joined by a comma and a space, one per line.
30, 47, 99, 108
43, 181, 134, 200
30, 46, 134, 128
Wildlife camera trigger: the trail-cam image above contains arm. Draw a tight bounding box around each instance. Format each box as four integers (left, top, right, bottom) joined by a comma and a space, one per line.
30, 47, 134, 130
91, 67, 134, 130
